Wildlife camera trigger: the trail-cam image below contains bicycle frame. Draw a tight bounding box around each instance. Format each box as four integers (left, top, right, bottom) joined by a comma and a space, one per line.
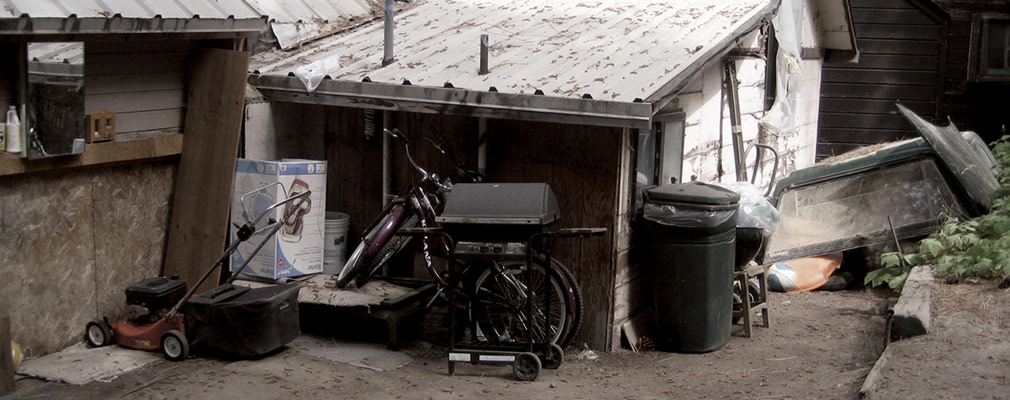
344, 129, 579, 318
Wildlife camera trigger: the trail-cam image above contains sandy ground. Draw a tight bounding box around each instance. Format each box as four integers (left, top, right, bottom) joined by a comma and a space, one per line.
5, 287, 900, 400
867, 281, 1010, 399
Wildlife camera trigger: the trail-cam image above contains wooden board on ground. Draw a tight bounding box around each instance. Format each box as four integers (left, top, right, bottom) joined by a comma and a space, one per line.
162, 48, 249, 293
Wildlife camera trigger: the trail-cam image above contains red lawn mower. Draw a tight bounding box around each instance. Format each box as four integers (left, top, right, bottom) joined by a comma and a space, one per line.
84, 184, 310, 360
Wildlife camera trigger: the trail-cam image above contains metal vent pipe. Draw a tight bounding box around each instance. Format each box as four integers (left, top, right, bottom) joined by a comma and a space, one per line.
382, 0, 394, 66
479, 34, 489, 75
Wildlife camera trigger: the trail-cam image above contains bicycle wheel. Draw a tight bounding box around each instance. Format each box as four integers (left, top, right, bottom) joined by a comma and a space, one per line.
467, 257, 583, 348
335, 210, 419, 288
354, 215, 419, 288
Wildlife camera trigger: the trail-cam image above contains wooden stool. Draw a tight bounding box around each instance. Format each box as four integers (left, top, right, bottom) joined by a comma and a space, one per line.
735, 264, 770, 337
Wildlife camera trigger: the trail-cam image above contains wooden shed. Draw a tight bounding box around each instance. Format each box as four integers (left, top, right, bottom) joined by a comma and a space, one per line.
0, 1, 266, 355
247, 0, 858, 351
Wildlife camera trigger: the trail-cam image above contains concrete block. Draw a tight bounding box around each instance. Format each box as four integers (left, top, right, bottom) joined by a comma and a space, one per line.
891, 265, 933, 340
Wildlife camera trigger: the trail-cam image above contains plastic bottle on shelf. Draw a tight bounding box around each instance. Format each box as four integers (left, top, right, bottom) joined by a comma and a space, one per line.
6, 105, 21, 154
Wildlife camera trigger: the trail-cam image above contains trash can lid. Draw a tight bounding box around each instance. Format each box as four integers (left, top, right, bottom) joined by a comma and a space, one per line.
645, 181, 740, 205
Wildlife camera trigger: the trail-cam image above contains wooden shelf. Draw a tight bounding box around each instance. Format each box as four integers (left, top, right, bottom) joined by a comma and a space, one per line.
0, 133, 183, 177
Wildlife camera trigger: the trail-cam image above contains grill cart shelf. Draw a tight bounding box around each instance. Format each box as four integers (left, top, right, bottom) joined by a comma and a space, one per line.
417, 183, 604, 381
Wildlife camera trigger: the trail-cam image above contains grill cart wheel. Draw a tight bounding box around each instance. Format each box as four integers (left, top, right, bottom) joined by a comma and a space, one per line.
513, 352, 541, 381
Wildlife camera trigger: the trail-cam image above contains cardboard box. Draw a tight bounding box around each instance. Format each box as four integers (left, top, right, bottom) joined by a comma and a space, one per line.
230, 159, 327, 279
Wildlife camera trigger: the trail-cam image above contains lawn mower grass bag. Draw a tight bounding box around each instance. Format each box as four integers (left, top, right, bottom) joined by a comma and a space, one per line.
183, 283, 301, 356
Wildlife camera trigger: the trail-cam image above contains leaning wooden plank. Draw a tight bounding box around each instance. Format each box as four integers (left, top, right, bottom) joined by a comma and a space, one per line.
162, 48, 249, 293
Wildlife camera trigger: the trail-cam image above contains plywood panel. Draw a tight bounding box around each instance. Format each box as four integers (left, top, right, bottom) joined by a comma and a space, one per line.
93, 162, 176, 321
163, 48, 249, 293
0, 172, 96, 356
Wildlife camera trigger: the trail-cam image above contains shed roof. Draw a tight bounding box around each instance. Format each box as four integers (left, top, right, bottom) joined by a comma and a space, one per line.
0, 0, 267, 35
245, 0, 383, 50
251, 0, 775, 105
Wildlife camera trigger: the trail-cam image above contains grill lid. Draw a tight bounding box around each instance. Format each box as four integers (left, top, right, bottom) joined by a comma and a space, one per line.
437, 183, 560, 225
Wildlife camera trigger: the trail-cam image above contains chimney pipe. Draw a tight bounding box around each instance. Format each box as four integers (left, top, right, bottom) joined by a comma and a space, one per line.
479, 34, 489, 75
382, 0, 394, 66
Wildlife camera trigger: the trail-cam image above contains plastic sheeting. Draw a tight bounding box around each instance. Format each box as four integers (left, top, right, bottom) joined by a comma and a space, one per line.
716, 181, 781, 236
759, 0, 802, 138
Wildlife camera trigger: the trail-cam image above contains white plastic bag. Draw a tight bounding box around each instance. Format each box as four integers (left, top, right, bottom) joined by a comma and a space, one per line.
715, 182, 781, 236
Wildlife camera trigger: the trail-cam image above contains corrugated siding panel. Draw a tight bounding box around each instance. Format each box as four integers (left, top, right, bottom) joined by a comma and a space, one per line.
251, 0, 771, 102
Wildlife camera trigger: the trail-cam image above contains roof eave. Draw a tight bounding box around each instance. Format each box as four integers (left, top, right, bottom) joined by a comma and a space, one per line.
248, 74, 654, 130
0, 16, 267, 37
644, 0, 781, 114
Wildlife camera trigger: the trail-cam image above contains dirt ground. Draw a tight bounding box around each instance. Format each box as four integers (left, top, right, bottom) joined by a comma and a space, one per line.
867, 281, 1010, 399
5, 287, 901, 400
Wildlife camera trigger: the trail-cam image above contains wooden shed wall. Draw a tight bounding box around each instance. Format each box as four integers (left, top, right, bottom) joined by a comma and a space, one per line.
485, 120, 620, 350
85, 40, 193, 140
817, 0, 945, 159
934, 0, 1010, 143
298, 106, 620, 350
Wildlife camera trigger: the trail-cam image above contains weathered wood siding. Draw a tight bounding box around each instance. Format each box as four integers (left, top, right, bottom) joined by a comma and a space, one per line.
817, 0, 945, 158
934, 0, 1010, 143
85, 40, 192, 140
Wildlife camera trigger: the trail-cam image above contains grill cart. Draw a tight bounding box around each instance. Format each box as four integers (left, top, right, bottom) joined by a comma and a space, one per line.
83, 184, 309, 360
431, 183, 605, 381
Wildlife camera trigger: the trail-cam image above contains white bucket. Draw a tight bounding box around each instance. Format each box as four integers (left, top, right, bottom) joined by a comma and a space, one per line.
323, 212, 350, 274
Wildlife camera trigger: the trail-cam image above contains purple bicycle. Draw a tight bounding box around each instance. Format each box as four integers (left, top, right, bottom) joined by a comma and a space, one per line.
335, 128, 584, 348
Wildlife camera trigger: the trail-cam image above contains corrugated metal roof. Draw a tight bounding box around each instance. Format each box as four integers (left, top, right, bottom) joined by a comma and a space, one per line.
0, 0, 267, 35
251, 0, 774, 103
0, 0, 261, 19
244, 0, 378, 24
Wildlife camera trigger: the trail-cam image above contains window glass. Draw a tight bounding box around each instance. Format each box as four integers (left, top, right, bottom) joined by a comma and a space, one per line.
983, 20, 1010, 77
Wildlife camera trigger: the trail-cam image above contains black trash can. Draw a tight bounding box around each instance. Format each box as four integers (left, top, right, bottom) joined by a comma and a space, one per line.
644, 182, 739, 352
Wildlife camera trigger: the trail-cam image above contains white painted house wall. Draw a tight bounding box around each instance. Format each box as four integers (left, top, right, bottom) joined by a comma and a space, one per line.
675, 0, 827, 193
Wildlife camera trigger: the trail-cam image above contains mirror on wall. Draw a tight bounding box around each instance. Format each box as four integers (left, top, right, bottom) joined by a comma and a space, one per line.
25, 42, 85, 159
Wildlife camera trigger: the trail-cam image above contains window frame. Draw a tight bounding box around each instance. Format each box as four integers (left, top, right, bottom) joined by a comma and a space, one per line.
969, 13, 1010, 82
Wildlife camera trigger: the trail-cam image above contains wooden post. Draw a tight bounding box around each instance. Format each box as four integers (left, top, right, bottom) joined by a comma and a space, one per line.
1, 315, 15, 396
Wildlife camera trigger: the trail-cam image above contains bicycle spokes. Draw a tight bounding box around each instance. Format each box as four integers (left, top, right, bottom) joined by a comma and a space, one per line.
471, 262, 565, 345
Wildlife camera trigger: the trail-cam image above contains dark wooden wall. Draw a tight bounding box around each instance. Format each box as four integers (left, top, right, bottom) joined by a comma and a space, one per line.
319, 108, 620, 349
817, 0, 946, 159
485, 120, 619, 350
934, 0, 1010, 143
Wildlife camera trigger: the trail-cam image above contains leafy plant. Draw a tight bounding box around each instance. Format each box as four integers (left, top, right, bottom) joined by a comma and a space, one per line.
867, 135, 1010, 291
